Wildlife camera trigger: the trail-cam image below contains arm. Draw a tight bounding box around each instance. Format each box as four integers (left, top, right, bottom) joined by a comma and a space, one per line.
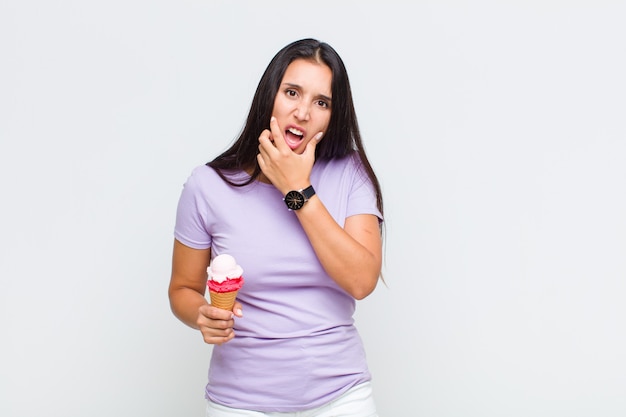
257, 118, 382, 299
296, 202, 382, 299
168, 239, 242, 344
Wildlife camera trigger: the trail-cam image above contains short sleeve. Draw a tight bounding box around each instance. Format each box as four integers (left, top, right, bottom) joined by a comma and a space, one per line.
174, 167, 212, 249
345, 155, 383, 221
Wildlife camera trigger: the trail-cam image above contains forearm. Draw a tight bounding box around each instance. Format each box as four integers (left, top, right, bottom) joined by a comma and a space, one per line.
295, 196, 382, 299
169, 240, 212, 329
169, 286, 209, 330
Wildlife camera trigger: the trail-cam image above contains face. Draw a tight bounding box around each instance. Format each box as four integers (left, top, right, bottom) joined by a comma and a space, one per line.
272, 59, 333, 154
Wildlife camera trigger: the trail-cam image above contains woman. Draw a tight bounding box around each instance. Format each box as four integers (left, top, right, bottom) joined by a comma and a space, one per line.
169, 38, 384, 416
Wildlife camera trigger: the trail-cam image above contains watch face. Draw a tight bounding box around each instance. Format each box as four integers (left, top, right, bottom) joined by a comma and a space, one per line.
284, 190, 305, 210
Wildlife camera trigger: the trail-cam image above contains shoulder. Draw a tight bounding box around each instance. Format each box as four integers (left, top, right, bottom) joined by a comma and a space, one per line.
183, 164, 212, 184
178, 165, 227, 204
184, 165, 246, 189
187, 164, 218, 182
320, 151, 371, 183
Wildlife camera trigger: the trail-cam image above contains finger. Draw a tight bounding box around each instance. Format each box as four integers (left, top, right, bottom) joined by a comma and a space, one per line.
200, 324, 233, 337
256, 152, 265, 170
197, 315, 234, 332
302, 131, 324, 158
201, 327, 234, 345
258, 128, 272, 145
269, 116, 287, 151
199, 304, 234, 321
258, 138, 272, 160
257, 144, 273, 174
232, 301, 243, 317
197, 314, 235, 342
217, 333, 235, 345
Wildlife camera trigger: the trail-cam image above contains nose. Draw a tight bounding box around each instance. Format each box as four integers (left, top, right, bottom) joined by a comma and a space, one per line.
294, 101, 310, 121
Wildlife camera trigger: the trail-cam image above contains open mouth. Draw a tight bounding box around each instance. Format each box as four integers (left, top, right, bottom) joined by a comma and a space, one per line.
284, 126, 305, 150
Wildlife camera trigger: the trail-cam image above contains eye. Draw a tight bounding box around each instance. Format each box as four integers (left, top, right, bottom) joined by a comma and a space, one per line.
285, 89, 297, 97
316, 100, 330, 108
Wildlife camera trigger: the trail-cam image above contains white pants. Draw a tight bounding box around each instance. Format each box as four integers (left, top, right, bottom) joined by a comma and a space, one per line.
205, 381, 378, 417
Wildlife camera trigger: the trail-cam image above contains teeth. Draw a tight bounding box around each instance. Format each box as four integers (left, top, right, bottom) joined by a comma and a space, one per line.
288, 127, 304, 137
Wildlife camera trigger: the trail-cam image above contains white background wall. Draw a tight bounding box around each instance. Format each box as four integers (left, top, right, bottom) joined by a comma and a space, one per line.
1, 1, 625, 416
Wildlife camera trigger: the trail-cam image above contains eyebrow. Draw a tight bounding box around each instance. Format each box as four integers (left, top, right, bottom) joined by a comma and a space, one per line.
283, 83, 332, 102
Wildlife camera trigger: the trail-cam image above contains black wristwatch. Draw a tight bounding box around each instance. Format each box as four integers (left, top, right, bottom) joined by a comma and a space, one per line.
283, 185, 316, 211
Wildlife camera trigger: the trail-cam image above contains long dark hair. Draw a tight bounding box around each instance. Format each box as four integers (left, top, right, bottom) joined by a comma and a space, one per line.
208, 38, 383, 216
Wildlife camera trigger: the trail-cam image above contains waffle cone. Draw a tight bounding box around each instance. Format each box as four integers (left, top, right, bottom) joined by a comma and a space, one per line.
209, 290, 239, 310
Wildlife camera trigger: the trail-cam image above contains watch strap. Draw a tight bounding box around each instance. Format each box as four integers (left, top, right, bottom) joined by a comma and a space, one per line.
300, 185, 315, 200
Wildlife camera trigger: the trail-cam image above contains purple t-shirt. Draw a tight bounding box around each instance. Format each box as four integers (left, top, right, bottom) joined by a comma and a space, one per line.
174, 152, 382, 412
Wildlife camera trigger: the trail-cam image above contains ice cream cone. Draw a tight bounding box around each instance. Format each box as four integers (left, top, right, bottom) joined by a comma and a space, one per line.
209, 289, 239, 310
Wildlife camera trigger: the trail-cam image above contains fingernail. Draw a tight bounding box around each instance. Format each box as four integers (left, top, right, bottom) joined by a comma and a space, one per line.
270, 116, 276, 123
235, 308, 243, 316
315, 132, 324, 142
